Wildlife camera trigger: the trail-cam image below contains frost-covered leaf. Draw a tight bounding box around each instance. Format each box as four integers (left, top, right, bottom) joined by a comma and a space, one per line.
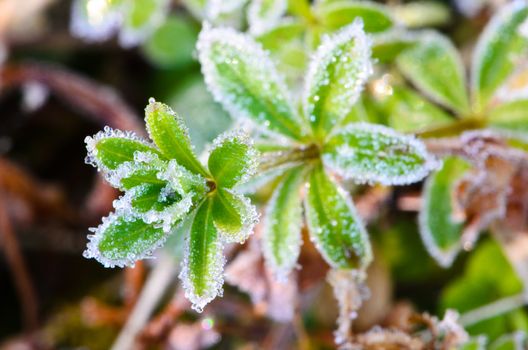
145, 100, 208, 176
181, 0, 208, 19
208, 131, 258, 188
119, 0, 169, 47
303, 20, 373, 139
180, 199, 225, 312
70, 0, 121, 42
248, 0, 288, 35
490, 332, 527, 350
84, 213, 166, 268
317, 0, 394, 33
206, 0, 248, 22
397, 31, 470, 113
419, 156, 471, 268
379, 85, 453, 133
458, 337, 487, 350
85, 126, 162, 172
322, 123, 436, 185
472, 2, 528, 110
197, 25, 309, 140
371, 30, 417, 63
262, 166, 306, 281
212, 188, 258, 243
304, 164, 372, 269
488, 99, 528, 133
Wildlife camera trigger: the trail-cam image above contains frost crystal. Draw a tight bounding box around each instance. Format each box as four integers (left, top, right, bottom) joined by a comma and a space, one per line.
216, 189, 259, 244
323, 122, 438, 185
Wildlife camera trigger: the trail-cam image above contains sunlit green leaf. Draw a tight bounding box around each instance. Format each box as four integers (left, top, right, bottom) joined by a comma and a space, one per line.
303, 21, 373, 139
208, 131, 258, 188
262, 166, 306, 280
419, 156, 471, 267
488, 99, 528, 132
317, 0, 394, 33
397, 31, 469, 113
322, 123, 436, 185
212, 188, 258, 243
145, 100, 208, 176
180, 199, 224, 312
197, 25, 309, 140
84, 213, 166, 268
472, 2, 528, 110
305, 164, 371, 269
120, 0, 169, 47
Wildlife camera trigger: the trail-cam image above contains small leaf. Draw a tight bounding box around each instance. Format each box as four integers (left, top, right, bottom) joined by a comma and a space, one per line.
179, 199, 225, 312
120, 0, 169, 47
303, 20, 373, 139
197, 25, 309, 140
458, 337, 488, 350
322, 122, 437, 185
145, 100, 208, 176
262, 166, 306, 280
304, 164, 372, 269
208, 130, 258, 188
70, 0, 121, 42
85, 126, 162, 171
397, 31, 470, 113
317, 0, 394, 33
248, 0, 288, 35
419, 156, 471, 268
84, 213, 166, 268
371, 30, 417, 63
471, 2, 528, 110
379, 85, 454, 133
212, 188, 258, 243
490, 332, 527, 350
488, 99, 528, 133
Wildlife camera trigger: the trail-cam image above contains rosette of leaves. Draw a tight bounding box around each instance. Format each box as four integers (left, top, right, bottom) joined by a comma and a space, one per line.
84, 100, 258, 311
394, 2, 528, 267
71, 0, 170, 47
197, 20, 437, 281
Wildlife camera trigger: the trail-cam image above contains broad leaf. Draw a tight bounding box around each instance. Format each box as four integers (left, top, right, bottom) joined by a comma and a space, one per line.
322, 123, 436, 185
303, 20, 373, 139
262, 166, 306, 280
120, 0, 169, 47
490, 332, 527, 350
197, 25, 309, 140
248, 0, 288, 35
378, 85, 453, 133
471, 2, 528, 110
419, 156, 471, 267
212, 188, 258, 243
488, 99, 528, 132
84, 213, 166, 268
85, 126, 162, 171
397, 31, 470, 113
108, 160, 165, 190
208, 131, 258, 188
180, 199, 225, 312
317, 0, 394, 33
304, 164, 371, 269
145, 100, 208, 176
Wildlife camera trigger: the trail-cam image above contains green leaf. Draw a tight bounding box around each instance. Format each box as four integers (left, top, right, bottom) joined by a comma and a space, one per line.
85, 127, 162, 171
458, 337, 487, 350
145, 100, 208, 176
471, 2, 528, 110
488, 99, 528, 132
322, 123, 436, 185
208, 131, 258, 188
180, 199, 225, 312
397, 31, 470, 113
142, 15, 197, 68
303, 21, 373, 139
197, 25, 309, 140
212, 188, 258, 243
419, 156, 471, 267
248, 0, 288, 35
371, 30, 417, 63
120, 0, 169, 47
84, 213, 166, 268
490, 332, 527, 350
304, 164, 372, 269
262, 166, 306, 280
378, 85, 454, 133
317, 0, 394, 33
70, 0, 121, 41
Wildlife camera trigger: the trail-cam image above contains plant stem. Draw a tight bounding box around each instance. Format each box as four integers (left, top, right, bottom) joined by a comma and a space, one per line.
459, 293, 528, 327
417, 117, 486, 138
258, 144, 320, 173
